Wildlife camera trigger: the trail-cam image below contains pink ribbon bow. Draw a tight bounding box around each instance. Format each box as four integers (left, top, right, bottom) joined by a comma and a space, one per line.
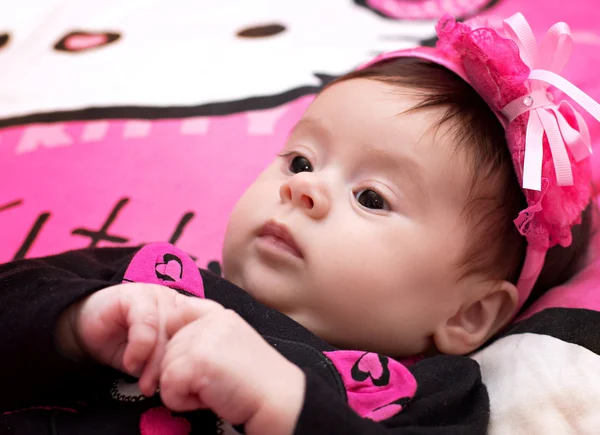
500, 13, 600, 191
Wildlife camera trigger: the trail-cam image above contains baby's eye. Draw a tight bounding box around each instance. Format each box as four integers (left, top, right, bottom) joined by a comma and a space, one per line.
355, 189, 390, 211
289, 156, 313, 173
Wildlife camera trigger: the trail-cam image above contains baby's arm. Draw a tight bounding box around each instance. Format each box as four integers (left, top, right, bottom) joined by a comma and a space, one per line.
59, 281, 222, 396
0, 246, 223, 412
0, 247, 138, 410
296, 355, 488, 434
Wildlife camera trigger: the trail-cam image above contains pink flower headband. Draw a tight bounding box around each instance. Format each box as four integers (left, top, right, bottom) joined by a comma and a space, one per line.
361, 13, 600, 313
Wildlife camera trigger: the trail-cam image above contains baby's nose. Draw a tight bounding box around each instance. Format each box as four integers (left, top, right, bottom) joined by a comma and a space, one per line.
280, 173, 330, 219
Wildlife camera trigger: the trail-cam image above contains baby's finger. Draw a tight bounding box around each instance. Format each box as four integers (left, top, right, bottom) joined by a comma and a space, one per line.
136, 294, 217, 396
136, 329, 167, 397
160, 357, 207, 412
164, 296, 224, 338
121, 291, 160, 377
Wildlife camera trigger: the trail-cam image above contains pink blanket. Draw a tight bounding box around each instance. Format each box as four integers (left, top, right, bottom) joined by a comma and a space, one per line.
1, 1, 600, 432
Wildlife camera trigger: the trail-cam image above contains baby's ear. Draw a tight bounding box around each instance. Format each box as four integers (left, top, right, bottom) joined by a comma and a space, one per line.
433, 281, 518, 355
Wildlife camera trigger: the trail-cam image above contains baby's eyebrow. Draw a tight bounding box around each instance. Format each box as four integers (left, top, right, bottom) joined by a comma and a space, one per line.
289, 117, 330, 141
361, 145, 428, 203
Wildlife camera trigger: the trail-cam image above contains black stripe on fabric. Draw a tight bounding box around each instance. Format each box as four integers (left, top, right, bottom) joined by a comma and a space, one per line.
495, 308, 600, 355
0, 75, 337, 129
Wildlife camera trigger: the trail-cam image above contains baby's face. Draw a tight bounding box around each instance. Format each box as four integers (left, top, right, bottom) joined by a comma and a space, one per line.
223, 79, 477, 357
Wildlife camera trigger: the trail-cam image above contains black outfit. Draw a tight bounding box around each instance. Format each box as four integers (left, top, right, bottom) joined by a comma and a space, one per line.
0, 243, 489, 434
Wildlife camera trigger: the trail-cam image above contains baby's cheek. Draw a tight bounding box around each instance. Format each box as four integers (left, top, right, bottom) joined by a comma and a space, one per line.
221, 208, 262, 284
220, 228, 242, 282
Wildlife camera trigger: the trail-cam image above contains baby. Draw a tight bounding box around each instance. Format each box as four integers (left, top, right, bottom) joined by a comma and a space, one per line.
1, 13, 598, 435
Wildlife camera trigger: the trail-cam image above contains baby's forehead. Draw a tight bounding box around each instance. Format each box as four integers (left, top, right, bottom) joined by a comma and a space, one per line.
299, 82, 459, 149
307, 80, 440, 133
313, 78, 423, 113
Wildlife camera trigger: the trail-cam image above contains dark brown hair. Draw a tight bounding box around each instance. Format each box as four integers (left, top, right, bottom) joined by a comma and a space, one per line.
329, 58, 593, 309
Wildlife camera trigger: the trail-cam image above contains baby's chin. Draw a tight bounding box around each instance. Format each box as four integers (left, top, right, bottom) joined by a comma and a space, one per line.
222, 265, 276, 305
222, 258, 292, 305
224, 266, 428, 358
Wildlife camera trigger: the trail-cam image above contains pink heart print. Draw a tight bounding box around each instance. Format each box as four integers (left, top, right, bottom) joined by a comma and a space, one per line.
357, 352, 384, 381
324, 350, 418, 421
123, 242, 205, 298
155, 256, 183, 282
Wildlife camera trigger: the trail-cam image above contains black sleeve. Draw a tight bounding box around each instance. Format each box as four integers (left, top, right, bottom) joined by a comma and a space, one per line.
295, 356, 489, 435
0, 246, 139, 411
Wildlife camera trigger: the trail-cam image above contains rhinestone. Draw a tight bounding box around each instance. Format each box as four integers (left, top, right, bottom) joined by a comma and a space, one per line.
523, 96, 534, 106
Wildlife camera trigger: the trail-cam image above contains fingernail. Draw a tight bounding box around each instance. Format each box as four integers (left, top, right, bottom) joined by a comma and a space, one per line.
139, 383, 151, 398
128, 362, 143, 378
141, 381, 159, 398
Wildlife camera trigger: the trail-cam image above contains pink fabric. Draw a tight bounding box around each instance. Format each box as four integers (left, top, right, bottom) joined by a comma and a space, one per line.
483, 1, 600, 184
123, 242, 205, 298
519, 201, 600, 319
501, 17, 596, 191
519, 255, 600, 320
324, 350, 417, 422
434, 14, 593, 252
140, 407, 191, 435
366, 0, 491, 20
0, 97, 312, 268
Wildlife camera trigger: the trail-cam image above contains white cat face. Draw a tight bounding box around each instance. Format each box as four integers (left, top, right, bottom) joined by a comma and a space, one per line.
0, 0, 442, 119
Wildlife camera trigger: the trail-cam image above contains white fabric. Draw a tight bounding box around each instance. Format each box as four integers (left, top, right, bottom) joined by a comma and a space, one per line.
472, 333, 600, 435
0, 0, 437, 119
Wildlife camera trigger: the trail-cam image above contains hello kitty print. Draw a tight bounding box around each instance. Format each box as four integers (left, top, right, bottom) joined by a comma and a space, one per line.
3, 3, 600, 435
0, 0, 499, 266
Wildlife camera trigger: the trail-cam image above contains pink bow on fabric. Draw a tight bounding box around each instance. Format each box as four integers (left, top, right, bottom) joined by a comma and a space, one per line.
500, 13, 600, 191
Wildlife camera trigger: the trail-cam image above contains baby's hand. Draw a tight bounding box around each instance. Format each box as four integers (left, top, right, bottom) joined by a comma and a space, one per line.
159, 307, 305, 435
56, 283, 215, 396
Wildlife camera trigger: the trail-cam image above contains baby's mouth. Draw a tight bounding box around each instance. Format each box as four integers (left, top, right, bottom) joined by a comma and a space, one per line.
258, 220, 304, 259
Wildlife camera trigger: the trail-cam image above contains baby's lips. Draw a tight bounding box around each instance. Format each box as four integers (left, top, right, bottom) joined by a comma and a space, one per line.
260, 220, 304, 258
